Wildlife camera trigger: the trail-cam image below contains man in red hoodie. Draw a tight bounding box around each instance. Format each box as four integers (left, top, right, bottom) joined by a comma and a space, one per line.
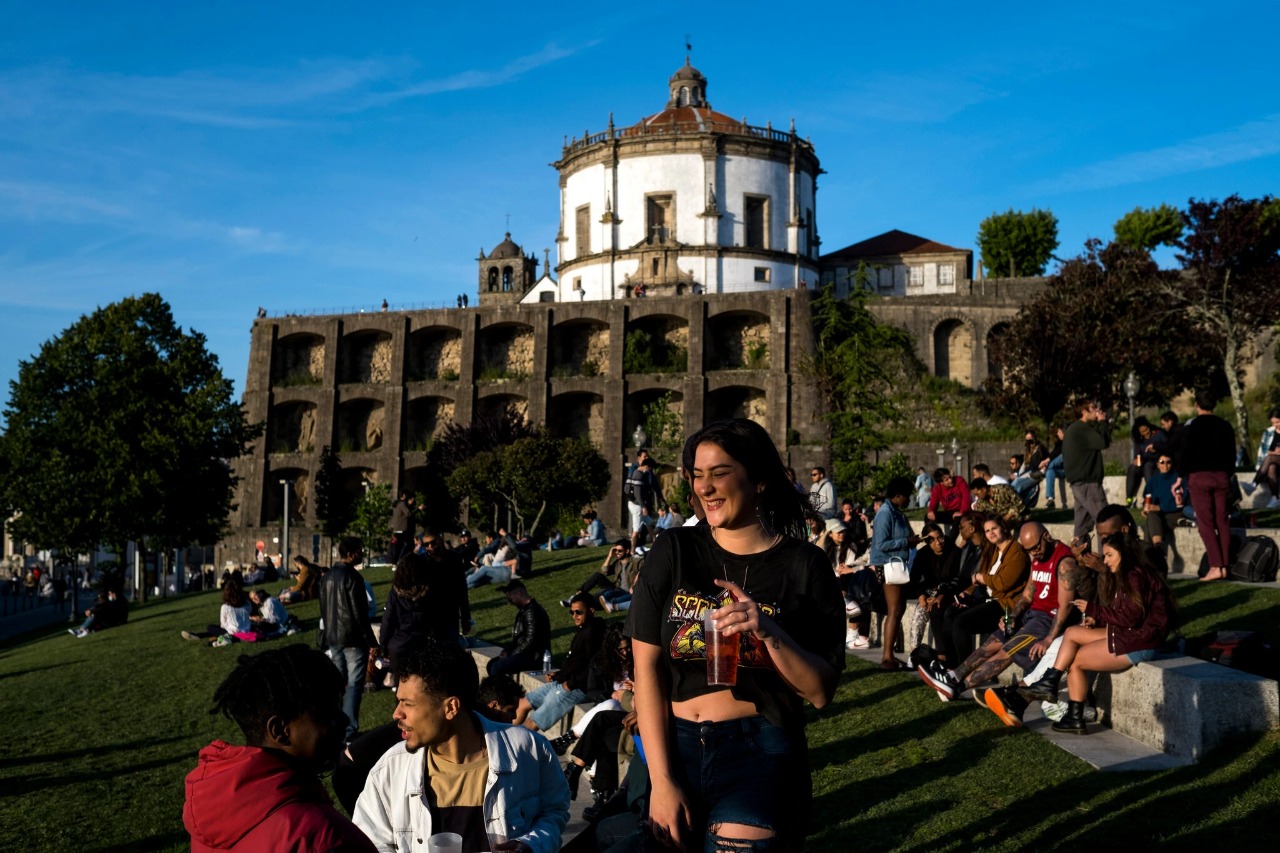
183, 645, 377, 852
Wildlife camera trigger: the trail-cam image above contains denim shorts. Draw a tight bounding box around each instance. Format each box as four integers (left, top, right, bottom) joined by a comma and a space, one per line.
649, 715, 807, 852
1125, 647, 1158, 665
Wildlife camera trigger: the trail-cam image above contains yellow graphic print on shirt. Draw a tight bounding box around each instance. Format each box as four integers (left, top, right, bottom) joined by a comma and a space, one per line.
667, 588, 778, 668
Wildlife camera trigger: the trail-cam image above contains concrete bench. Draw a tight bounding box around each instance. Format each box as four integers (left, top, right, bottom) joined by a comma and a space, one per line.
1093, 654, 1279, 761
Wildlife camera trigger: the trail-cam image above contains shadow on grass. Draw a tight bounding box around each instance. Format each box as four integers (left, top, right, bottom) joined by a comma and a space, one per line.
7, 753, 190, 797
90, 828, 189, 852
0, 659, 86, 680
0, 734, 190, 772
916, 731, 1279, 853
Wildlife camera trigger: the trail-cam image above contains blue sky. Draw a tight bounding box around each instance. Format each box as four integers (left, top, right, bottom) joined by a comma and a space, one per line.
2, 1, 1277, 411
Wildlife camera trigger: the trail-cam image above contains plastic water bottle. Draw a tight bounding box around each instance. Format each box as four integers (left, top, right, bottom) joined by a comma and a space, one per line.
542, 650, 552, 673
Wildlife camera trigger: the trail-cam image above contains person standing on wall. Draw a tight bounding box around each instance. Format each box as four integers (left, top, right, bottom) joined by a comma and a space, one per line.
1169, 391, 1238, 582
1062, 399, 1112, 541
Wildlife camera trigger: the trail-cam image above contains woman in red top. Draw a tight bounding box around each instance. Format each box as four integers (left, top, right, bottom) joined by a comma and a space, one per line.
1019, 533, 1174, 734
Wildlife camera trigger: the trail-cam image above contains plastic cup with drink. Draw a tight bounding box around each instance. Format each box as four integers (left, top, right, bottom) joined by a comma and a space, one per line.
704, 603, 740, 687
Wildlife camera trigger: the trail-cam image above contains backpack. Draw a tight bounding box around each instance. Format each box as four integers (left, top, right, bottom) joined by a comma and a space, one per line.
624, 467, 647, 505
1194, 630, 1280, 680
1230, 535, 1279, 583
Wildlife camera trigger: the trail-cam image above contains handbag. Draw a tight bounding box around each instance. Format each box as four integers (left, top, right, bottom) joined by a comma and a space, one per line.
883, 558, 910, 585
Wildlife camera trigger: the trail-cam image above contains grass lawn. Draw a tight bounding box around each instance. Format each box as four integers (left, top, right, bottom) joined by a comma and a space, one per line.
2, 546, 1278, 851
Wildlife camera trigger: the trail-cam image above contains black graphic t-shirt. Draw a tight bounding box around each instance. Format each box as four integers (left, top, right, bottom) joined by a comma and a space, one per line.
629, 524, 845, 731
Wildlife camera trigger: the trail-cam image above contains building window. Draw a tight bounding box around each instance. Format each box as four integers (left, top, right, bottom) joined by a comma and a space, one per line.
538, 291, 555, 303
573, 277, 582, 291
754, 267, 771, 283
502, 266, 513, 291
744, 195, 768, 249
575, 205, 591, 256
487, 268, 499, 292
939, 263, 955, 286
908, 265, 924, 287
646, 193, 674, 242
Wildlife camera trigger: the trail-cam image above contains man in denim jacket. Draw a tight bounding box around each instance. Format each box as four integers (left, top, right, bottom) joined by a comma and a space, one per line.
354, 638, 569, 852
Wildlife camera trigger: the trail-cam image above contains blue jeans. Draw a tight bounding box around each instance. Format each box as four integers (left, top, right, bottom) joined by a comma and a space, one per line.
641, 716, 805, 852
525, 679, 585, 731
326, 645, 368, 741
466, 564, 511, 589
1044, 456, 1066, 503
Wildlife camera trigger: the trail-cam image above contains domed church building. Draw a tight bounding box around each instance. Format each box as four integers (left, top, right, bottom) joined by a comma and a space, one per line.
533, 60, 821, 303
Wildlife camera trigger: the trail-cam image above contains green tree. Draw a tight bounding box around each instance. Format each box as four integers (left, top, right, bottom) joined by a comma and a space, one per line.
804, 271, 919, 501
1166, 195, 1280, 449
312, 444, 352, 541
641, 391, 684, 449
348, 482, 392, 556
977, 208, 1059, 278
1, 294, 261, 597
446, 434, 609, 537
1113, 203, 1184, 251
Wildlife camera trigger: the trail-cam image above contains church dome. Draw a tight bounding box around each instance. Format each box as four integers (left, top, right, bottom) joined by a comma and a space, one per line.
666, 59, 709, 109
488, 233, 522, 259
669, 60, 705, 84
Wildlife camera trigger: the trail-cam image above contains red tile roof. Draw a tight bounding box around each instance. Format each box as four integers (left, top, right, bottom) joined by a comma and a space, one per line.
822, 229, 967, 263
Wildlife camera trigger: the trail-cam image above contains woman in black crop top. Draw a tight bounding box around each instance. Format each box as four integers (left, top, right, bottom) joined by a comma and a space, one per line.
631, 419, 845, 851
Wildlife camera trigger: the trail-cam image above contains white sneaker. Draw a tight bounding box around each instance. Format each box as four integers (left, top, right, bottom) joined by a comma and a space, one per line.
846, 627, 856, 644
1268, 497, 1280, 509
68, 629, 78, 637
845, 599, 863, 617
847, 632, 869, 650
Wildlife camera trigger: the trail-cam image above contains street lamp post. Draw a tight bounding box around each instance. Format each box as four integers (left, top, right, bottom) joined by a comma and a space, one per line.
279, 479, 292, 576
633, 424, 648, 452
950, 437, 961, 476
1124, 371, 1141, 458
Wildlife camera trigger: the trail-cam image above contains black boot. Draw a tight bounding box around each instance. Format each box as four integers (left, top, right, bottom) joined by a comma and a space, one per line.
582, 787, 619, 822
1017, 668, 1063, 703
549, 732, 577, 756
1052, 700, 1088, 735
564, 762, 583, 800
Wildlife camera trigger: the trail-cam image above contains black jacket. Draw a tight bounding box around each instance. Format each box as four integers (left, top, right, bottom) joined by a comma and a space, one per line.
556, 617, 606, 693
505, 599, 551, 663
318, 562, 376, 649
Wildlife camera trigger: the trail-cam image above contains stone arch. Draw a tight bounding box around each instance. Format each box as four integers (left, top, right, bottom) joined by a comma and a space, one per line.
408, 326, 462, 381
705, 310, 770, 371
339, 329, 394, 384
476, 393, 529, 422
551, 319, 609, 378
262, 467, 309, 525
268, 400, 319, 454
502, 266, 513, 291
336, 398, 386, 452
488, 268, 499, 292
986, 322, 1011, 383
272, 332, 325, 386
548, 391, 605, 447
933, 318, 974, 386
624, 387, 685, 452
339, 467, 378, 514
706, 385, 766, 426
477, 322, 535, 380
405, 395, 455, 451
624, 314, 689, 374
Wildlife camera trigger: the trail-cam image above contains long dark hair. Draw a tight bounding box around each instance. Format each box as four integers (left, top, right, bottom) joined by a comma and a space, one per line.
681, 418, 809, 539
221, 576, 246, 608
1098, 533, 1151, 610
392, 553, 432, 602
593, 625, 632, 682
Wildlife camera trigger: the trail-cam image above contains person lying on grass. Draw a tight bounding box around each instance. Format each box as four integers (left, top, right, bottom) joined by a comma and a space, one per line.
183, 645, 376, 852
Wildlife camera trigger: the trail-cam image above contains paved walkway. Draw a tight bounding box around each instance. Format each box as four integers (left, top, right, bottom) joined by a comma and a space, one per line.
844, 644, 1187, 771
0, 599, 76, 643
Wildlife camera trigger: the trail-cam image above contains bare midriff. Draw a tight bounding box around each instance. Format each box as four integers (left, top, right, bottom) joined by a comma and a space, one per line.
672, 689, 758, 722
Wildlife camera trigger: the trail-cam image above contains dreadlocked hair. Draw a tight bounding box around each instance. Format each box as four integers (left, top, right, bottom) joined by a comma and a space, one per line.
210, 645, 345, 745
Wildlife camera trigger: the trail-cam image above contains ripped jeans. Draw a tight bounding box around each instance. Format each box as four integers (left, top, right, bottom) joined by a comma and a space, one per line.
649, 716, 808, 852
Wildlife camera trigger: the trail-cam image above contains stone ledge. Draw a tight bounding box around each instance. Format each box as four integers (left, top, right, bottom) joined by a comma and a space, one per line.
1096, 653, 1279, 761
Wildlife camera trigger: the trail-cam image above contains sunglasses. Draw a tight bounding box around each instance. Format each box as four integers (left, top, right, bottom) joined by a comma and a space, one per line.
570, 609, 587, 616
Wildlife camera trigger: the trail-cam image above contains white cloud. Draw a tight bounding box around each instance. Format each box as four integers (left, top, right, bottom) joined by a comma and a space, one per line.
1032, 114, 1280, 193
0, 179, 132, 222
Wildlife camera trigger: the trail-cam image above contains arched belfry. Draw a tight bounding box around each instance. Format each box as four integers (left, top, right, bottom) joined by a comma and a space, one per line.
478, 232, 538, 306
668, 59, 708, 108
